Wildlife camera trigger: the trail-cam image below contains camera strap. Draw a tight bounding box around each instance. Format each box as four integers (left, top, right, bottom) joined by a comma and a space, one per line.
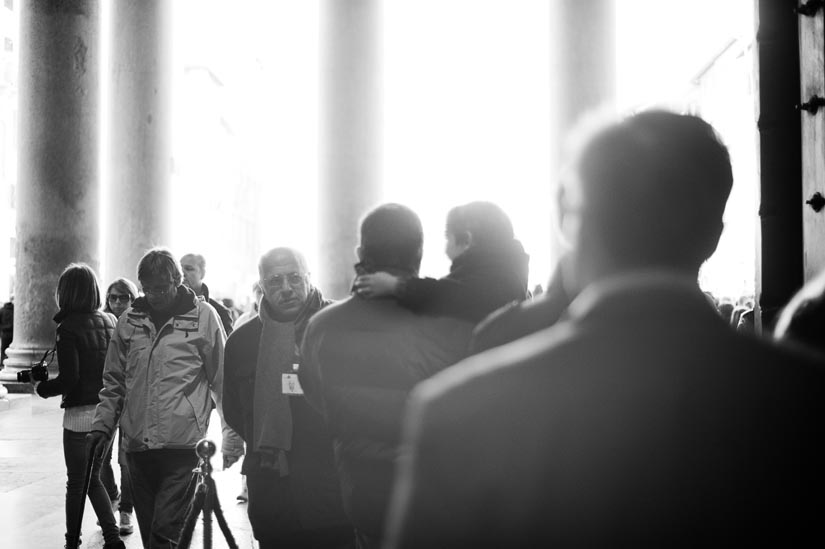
36, 343, 56, 367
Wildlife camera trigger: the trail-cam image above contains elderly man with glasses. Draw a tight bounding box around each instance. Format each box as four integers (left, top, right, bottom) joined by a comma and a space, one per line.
88, 247, 230, 548
222, 247, 353, 549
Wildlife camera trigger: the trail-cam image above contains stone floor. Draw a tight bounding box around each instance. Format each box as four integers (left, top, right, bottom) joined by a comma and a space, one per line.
0, 393, 256, 548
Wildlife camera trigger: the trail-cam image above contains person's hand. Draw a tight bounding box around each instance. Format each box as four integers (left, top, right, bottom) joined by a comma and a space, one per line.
354, 272, 399, 298
223, 453, 241, 470
86, 430, 110, 461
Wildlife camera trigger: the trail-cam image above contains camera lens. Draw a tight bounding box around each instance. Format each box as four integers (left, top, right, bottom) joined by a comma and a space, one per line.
16, 370, 31, 383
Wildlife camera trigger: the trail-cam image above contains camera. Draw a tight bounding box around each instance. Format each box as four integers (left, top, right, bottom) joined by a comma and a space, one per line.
17, 361, 49, 383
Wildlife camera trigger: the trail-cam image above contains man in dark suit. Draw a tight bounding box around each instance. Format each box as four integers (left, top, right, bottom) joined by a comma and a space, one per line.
384, 110, 825, 547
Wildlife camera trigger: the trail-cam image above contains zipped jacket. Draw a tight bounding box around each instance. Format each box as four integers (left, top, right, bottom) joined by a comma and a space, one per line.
36, 310, 117, 408
92, 286, 226, 452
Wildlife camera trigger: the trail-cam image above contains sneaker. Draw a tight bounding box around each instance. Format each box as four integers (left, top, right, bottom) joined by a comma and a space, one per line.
119, 511, 134, 535
236, 481, 248, 502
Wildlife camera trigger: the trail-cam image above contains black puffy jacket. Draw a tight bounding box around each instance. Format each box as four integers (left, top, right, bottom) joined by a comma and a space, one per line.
36, 310, 116, 408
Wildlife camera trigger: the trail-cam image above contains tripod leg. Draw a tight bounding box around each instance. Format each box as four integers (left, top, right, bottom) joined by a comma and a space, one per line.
202, 482, 212, 549
208, 476, 238, 549
177, 481, 207, 549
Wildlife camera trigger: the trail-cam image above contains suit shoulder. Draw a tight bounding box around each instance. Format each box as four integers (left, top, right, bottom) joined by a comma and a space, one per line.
415, 321, 578, 414
226, 317, 261, 348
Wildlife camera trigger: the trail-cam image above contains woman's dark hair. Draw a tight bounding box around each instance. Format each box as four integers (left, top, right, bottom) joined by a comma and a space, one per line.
104, 277, 139, 313
137, 247, 183, 286
55, 263, 101, 314
446, 201, 514, 247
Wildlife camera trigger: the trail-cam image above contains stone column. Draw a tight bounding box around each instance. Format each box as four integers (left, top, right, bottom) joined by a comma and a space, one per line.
318, 0, 382, 299
103, 0, 172, 284
3, 0, 100, 379
548, 0, 616, 263
551, 0, 616, 135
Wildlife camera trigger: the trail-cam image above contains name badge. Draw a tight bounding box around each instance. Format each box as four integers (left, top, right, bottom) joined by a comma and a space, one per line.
282, 373, 303, 395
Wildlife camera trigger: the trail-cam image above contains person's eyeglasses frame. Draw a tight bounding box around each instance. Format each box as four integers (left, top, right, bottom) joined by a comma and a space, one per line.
262, 272, 306, 291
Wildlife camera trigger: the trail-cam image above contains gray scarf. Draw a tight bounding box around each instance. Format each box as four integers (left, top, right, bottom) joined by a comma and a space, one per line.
251, 287, 326, 475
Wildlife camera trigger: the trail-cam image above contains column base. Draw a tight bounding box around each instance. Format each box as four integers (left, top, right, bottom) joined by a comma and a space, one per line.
2, 345, 58, 384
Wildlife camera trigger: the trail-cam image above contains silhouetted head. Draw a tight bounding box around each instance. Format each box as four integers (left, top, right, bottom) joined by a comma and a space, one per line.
137, 247, 182, 313
775, 270, 825, 354
559, 110, 733, 284
55, 263, 102, 314
445, 201, 515, 260
358, 203, 424, 275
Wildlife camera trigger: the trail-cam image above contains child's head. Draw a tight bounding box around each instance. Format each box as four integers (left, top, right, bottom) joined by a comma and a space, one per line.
444, 201, 515, 260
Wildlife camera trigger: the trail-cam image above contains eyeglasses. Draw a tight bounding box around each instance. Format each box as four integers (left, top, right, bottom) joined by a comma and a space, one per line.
262, 273, 305, 290
141, 284, 174, 296
107, 294, 132, 303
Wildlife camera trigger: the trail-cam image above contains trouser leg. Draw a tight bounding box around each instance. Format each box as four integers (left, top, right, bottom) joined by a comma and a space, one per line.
63, 429, 86, 547
118, 431, 134, 513
100, 441, 120, 502
63, 429, 120, 546
127, 449, 197, 549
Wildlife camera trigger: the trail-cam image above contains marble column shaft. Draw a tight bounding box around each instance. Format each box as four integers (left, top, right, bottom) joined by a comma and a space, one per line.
5, 0, 101, 374
103, 0, 172, 285
318, 0, 382, 299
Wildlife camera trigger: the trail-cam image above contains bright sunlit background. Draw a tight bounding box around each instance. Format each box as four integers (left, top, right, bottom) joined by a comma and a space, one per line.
0, 1, 757, 306
166, 0, 756, 309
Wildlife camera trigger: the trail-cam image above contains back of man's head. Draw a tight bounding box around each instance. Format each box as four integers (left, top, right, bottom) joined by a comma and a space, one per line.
359, 203, 424, 275
566, 109, 733, 276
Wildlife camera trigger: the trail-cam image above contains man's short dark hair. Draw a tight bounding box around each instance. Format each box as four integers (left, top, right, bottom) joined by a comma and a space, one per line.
137, 247, 183, 286
572, 109, 733, 271
359, 204, 424, 274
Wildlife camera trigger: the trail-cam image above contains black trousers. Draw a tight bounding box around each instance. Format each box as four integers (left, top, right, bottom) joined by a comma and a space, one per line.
246, 468, 355, 549
126, 449, 197, 549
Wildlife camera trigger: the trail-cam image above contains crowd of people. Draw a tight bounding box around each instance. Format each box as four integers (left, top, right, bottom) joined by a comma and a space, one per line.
17, 108, 825, 548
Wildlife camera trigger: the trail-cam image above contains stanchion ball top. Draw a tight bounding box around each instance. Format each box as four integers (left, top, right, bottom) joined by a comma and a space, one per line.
195, 439, 217, 459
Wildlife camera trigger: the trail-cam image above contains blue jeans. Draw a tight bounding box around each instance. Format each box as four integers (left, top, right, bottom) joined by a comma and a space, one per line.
63, 429, 120, 547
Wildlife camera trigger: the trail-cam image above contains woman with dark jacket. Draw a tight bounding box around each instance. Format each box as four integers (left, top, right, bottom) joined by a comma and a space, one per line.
32, 263, 123, 549
354, 201, 530, 322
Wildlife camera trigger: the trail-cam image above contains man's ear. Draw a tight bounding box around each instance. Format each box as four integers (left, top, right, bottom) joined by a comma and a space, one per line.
455, 230, 472, 247
555, 184, 578, 250
356, 245, 364, 261
464, 231, 474, 248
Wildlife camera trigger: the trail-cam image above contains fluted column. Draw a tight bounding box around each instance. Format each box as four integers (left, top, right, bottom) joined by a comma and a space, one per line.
4, 0, 101, 377
103, 0, 172, 284
318, 0, 382, 299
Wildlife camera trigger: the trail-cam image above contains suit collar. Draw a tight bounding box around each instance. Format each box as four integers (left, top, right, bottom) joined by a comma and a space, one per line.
568, 270, 719, 325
